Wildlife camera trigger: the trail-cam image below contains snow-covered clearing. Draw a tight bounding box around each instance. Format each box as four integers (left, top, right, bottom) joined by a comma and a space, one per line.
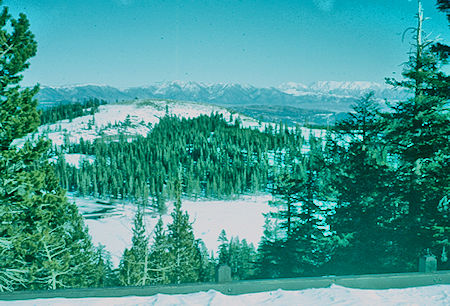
63, 153, 95, 168
4, 284, 449, 305
71, 194, 274, 267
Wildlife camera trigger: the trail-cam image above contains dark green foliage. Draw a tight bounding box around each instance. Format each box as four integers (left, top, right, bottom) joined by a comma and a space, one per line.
257, 142, 329, 278
40, 98, 107, 125
325, 94, 398, 274
118, 209, 151, 286
166, 174, 202, 284
324, 2, 450, 274
0, 5, 38, 150
93, 245, 117, 287
0, 2, 103, 291
382, 2, 449, 270
118, 172, 213, 286
55, 113, 304, 203
148, 218, 170, 284
217, 230, 230, 265
196, 240, 216, 283
1, 141, 102, 291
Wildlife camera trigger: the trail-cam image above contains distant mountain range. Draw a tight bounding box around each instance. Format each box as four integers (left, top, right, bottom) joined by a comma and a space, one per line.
36, 81, 410, 126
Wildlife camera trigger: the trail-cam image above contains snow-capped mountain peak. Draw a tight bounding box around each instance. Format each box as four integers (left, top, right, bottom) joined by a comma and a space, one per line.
310, 81, 386, 92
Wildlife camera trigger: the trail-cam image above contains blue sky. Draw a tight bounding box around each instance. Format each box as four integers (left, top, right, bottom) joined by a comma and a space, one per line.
4, 0, 449, 88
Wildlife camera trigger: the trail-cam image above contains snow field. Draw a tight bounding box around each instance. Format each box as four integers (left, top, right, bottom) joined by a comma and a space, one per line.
72, 194, 275, 267
3, 284, 449, 305
63, 153, 95, 168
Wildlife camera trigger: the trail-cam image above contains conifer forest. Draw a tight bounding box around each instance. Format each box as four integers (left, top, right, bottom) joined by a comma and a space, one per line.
0, 0, 449, 292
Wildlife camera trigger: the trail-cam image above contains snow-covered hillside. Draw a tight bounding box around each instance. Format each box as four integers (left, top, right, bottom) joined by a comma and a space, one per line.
4, 284, 450, 305
16, 99, 265, 147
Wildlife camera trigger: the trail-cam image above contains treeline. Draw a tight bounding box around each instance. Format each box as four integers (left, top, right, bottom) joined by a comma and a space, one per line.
53, 113, 309, 210
40, 98, 107, 125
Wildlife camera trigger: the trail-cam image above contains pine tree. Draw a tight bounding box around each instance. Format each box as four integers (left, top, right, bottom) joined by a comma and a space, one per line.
384, 0, 450, 270
148, 218, 170, 285
92, 245, 117, 287
166, 174, 201, 284
327, 94, 395, 274
118, 209, 150, 286
257, 154, 327, 278
217, 229, 230, 265
269, 170, 302, 235
255, 218, 285, 279
0, 2, 101, 291
216, 230, 256, 280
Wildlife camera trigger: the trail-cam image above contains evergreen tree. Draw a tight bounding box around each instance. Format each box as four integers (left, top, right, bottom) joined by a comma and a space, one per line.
0, 2, 100, 291
166, 174, 201, 284
269, 171, 303, 235
257, 155, 327, 278
384, 0, 450, 270
217, 229, 230, 265
92, 245, 117, 287
148, 218, 170, 285
216, 230, 256, 280
255, 219, 285, 279
118, 209, 150, 286
326, 94, 396, 274
196, 239, 215, 282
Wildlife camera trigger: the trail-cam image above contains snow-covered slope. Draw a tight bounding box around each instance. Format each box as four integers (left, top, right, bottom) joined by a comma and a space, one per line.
16, 99, 265, 147
4, 284, 450, 305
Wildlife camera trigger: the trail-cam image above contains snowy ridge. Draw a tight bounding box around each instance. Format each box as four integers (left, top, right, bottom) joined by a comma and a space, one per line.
16, 99, 266, 147
278, 80, 409, 100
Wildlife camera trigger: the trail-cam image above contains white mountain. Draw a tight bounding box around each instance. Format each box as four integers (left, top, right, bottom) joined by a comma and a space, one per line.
278, 81, 409, 100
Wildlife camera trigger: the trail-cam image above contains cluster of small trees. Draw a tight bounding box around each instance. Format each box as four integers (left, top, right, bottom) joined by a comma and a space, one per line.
98, 178, 258, 287
117, 175, 211, 286
40, 98, 107, 125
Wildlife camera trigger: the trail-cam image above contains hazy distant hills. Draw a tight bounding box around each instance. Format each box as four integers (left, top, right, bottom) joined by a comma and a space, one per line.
37, 81, 410, 126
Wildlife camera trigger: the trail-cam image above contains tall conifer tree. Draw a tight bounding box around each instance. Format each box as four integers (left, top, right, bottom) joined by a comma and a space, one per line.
0, 1, 100, 291
118, 209, 151, 286
384, 0, 449, 270
166, 173, 201, 284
